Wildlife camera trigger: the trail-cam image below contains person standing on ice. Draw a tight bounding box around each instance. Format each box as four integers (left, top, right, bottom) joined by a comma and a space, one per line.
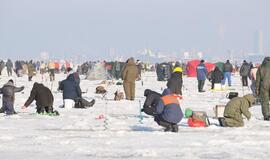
0, 79, 24, 115
222, 60, 233, 86
256, 57, 270, 121
154, 88, 183, 132
6, 59, 13, 76
249, 64, 258, 95
48, 60, 55, 81
210, 66, 224, 89
121, 57, 138, 101
21, 82, 59, 115
166, 66, 183, 95
219, 94, 255, 127
196, 60, 208, 92
27, 60, 36, 81
240, 60, 250, 87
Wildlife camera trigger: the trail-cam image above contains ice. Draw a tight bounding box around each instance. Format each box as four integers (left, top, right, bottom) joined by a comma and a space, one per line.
0, 72, 270, 160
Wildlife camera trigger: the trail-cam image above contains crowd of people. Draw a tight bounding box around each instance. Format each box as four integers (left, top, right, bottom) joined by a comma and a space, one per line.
0, 57, 270, 132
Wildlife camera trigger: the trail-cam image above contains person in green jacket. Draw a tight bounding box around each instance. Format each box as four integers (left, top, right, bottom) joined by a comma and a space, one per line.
256, 57, 270, 121
121, 57, 138, 101
219, 94, 256, 127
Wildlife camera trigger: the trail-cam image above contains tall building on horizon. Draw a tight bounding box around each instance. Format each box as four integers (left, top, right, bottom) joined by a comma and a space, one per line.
255, 30, 264, 54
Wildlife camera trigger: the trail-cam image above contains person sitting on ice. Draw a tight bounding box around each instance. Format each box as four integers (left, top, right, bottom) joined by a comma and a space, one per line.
59, 74, 95, 108
142, 89, 162, 116
218, 94, 256, 127
154, 88, 183, 132
0, 79, 24, 115
21, 82, 59, 115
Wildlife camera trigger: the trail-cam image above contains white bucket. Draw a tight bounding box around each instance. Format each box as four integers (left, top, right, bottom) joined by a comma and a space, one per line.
64, 99, 75, 109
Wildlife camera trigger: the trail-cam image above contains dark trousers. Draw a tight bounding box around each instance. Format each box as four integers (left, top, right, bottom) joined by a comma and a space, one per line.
37, 106, 53, 114
198, 80, 205, 92
74, 97, 94, 108
242, 76, 248, 86
1, 100, 15, 115
154, 115, 175, 128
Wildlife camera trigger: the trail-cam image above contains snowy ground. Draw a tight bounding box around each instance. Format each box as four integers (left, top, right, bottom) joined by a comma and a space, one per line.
0, 71, 270, 160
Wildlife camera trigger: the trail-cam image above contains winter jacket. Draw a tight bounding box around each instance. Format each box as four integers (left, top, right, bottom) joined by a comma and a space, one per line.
256, 57, 270, 96
6, 59, 13, 70
156, 89, 183, 124
196, 63, 208, 81
224, 94, 255, 127
240, 62, 250, 76
27, 63, 36, 76
250, 67, 258, 81
211, 67, 224, 83
59, 74, 82, 100
122, 59, 138, 83
166, 71, 183, 95
0, 81, 24, 103
143, 89, 162, 115
24, 82, 54, 107
223, 62, 233, 72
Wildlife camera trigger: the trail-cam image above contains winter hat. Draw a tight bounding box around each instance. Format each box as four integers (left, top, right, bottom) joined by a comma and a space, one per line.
200, 59, 205, 63
173, 67, 183, 73
67, 67, 73, 72
185, 108, 193, 118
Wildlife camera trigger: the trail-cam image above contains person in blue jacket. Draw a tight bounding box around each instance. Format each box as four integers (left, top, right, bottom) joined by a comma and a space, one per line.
59, 74, 95, 108
196, 60, 208, 92
154, 88, 183, 132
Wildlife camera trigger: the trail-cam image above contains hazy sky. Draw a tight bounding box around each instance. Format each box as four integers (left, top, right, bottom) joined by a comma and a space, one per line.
0, 0, 269, 60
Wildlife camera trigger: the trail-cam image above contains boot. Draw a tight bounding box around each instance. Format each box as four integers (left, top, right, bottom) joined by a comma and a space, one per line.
264, 116, 270, 121
164, 125, 173, 132
218, 117, 226, 127
172, 124, 178, 132
88, 99, 95, 107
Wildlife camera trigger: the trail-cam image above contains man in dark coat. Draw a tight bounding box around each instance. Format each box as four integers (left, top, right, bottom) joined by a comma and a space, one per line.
155, 88, 183, 132
240, 60, 251, 86
222, 60, 233, 86
22, 82, 57, 114
166, 67, 183, 95
210, 67, 224, 89
6, 59, 13, 76
59, 74, 95, 108
256, 57, 270, 120
196, 60, 208, 92
142, 89, 162, 116
0, 60, 5, 75
122, 57, 138, 100
0, 80, 24, 115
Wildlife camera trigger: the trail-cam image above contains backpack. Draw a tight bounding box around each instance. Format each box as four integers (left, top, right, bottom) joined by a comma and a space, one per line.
114, 91, 124, 101
96, 86, 107, 94
189, 111, 210, 127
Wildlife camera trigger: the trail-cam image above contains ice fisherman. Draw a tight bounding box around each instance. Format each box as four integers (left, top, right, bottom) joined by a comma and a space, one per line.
256, 57, 270, 121
219, 94, 256, 127
22, 82, 59, 115
0, 79, 24, 115
154, 88, 183, 132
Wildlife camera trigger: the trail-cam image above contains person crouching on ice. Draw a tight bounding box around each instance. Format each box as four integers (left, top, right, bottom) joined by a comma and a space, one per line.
154, 88, 183, 132
0, 79, 24, 115
142, 89, 162, 116
219, 94, 256, 127
22, 82, 59, 115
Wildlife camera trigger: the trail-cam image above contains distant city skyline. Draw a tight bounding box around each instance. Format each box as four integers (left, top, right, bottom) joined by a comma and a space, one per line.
0, 0, 269, 61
